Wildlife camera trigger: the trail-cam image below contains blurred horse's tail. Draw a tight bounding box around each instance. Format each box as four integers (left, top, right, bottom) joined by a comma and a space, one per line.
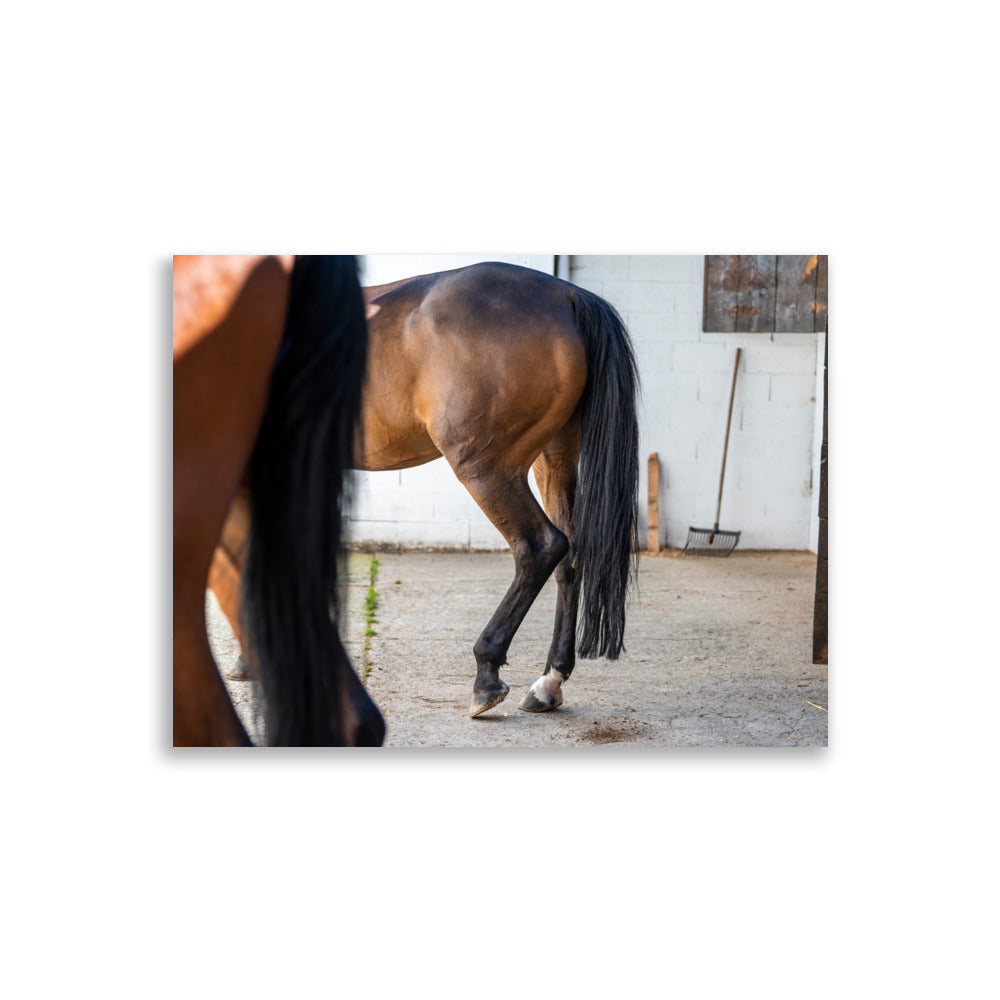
570, 287, 639, 659
242, 255, 378, 745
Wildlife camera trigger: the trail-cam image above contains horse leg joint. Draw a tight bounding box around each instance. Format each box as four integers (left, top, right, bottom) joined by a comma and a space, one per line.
473, 634, 507, 672
470, 635, 510, 719
554, 557, 575, 587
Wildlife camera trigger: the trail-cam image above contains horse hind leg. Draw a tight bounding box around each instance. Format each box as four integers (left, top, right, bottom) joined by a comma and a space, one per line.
519, 433, 580, 713
208, 489, 253, 680
457, 469, 569, 718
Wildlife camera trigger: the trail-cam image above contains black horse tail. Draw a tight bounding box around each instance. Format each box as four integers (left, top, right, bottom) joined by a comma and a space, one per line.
242, 255, 379, 745
571, 287, 640, 659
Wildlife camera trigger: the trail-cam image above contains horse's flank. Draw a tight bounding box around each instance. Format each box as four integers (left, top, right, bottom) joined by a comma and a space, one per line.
357, 262, 587, 476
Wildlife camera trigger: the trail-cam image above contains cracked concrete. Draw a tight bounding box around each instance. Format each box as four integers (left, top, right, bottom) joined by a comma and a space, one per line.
209, 548, 827, 748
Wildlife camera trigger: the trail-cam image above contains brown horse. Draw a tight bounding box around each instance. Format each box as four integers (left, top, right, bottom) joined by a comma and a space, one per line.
211, 261, 639, 719
174, 255, 385, 747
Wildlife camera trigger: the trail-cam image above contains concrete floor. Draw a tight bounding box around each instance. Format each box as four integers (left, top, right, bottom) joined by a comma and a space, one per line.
211, 548, 828, 748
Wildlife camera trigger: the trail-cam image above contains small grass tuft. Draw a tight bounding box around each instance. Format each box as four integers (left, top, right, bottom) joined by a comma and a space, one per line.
361, 555, 380, 682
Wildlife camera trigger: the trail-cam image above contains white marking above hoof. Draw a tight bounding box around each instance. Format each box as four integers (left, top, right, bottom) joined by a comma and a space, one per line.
517, 672, 565, 712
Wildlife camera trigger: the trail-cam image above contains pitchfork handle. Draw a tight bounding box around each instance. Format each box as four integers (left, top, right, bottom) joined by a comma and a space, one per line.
715, 347, 742, 527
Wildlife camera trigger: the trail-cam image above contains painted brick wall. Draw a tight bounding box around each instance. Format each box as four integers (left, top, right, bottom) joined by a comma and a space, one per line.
569, 255, 822, 551
348, 254, 823, 552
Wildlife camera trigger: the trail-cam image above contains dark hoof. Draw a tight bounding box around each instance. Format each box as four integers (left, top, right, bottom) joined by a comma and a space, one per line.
518, 688, 563, 713
469, 681, 509, 719
224, 656, 251, 682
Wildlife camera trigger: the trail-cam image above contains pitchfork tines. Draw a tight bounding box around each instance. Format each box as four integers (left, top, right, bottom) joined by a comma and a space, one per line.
684, 347, 743, 558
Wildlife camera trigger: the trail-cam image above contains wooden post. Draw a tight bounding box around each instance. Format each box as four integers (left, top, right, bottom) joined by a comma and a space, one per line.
647, 452, 660, 553
812, 325, 828, 665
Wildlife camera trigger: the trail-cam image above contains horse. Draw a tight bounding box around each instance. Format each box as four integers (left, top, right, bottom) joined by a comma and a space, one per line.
173, 254, 385, 747
210, 261, 639, 719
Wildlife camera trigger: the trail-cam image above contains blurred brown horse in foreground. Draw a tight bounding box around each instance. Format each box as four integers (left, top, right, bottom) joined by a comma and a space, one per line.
173, 255, 384, 747
211, 261, 639, 720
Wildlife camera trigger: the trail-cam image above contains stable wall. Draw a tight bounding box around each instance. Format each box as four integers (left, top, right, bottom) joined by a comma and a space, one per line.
348, 254, 823, 552
569, 256, 822, 551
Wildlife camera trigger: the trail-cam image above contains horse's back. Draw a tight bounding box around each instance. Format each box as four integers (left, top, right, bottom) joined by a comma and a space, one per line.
422, 261, 576, 333
365, 261, 582, 357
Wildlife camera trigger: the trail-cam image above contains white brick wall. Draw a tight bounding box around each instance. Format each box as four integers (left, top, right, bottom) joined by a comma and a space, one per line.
347, 254, 823, 552
570, 255, 821, 551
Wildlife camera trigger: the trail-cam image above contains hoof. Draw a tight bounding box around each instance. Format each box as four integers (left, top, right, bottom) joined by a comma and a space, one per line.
518, 673, 564, 713
469, 681, 509, 718
518, 688, 563, 713
224, 656, 251, 682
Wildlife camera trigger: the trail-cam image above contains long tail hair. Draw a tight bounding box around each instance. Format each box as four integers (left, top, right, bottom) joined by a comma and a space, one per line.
571, 288, 639, 659
242, 255, 369, 745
